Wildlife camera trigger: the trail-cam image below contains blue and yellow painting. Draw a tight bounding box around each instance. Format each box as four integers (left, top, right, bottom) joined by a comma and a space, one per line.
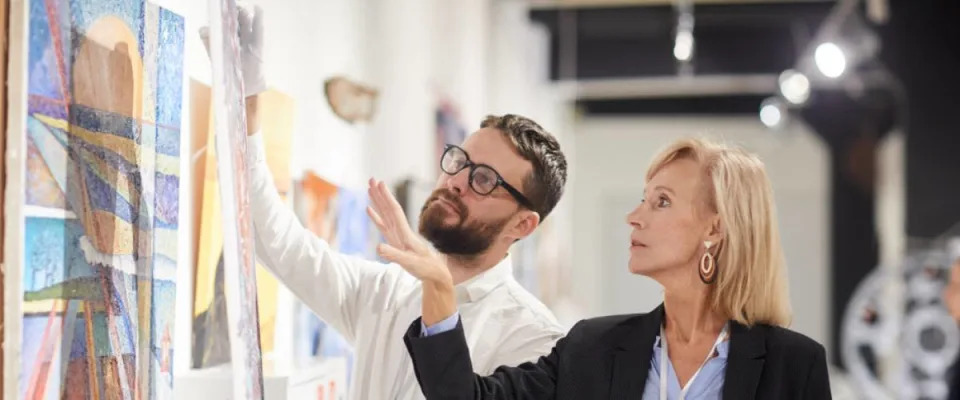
21, 0, 183, 399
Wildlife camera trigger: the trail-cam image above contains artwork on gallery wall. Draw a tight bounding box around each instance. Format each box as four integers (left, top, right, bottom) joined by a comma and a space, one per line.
190, 81, 295, 369
532, 218, 569, 308
208, 0, 264, 398
510, 218, 568, 308
434, 98, 467, 175
3, 0, 184, 399
392, 178, 435, 235
323, 76, 378, 124
291, 172, 375, 383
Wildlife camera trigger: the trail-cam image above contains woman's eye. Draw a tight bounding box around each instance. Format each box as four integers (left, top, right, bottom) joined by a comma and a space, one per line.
657, 196, 671, 208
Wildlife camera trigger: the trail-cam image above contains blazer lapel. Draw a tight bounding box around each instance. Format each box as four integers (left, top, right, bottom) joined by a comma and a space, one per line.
609, 305, 663, 400
722, 322, 766, 400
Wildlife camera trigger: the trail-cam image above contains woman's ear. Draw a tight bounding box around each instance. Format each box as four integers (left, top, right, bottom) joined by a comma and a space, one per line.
704, 214, 724, 245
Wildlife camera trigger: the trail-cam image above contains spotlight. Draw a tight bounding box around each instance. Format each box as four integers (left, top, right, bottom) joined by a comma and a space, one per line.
815, 42, 847, 78
760, 97, 787, 129
779, 69, 811, 105
674, 31, 694, 62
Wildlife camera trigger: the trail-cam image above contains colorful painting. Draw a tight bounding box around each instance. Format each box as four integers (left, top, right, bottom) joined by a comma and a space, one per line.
291, 173, 375, 384
190, 83, 294, 368
208, 0, 263, 398
435, 98, 467, 174
17, 0, 184, 399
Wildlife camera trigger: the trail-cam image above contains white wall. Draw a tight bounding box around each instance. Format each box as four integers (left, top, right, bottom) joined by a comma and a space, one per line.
431, 0, 490, 126
362, 0, 435, 186
570, 116, 832, 352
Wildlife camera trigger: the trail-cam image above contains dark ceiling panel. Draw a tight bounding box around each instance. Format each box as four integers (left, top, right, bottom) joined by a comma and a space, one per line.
577, 94, 768, 115
530, 2, 832, 79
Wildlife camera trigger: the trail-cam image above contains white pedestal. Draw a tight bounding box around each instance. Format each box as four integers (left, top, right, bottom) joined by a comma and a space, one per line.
175, 357, 348, 400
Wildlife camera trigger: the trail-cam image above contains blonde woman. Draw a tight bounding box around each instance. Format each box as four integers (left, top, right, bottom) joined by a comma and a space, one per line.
369, 138, 831, 399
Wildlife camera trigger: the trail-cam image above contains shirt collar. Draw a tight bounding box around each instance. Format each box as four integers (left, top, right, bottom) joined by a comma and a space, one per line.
654, 323, 731, 360
453, 254, 514, 304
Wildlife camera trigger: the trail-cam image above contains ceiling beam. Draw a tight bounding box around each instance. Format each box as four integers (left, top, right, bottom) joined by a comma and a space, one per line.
574, 74, 779, 99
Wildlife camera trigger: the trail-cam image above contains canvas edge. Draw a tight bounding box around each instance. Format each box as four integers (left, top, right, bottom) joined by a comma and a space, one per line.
173, 9, 194, 378
3, 0, 28, 397
207, 0, 252, 398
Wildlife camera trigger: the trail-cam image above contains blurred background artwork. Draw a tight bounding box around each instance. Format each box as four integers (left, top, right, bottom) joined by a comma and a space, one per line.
323, 76, 378, 124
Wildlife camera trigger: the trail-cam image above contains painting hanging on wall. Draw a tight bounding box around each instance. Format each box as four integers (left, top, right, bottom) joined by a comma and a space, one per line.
190, 82, 295, 369
434, 98, 467, 175
291, 172, 377, 384
3, 0, 185, 399
207, 0, 264, 398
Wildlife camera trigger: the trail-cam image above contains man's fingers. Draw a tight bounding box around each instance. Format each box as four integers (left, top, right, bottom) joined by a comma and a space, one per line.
368, 181, 390, 226
368, 206, 402, 246
367, 206, 386, 231
370, 178, 405, 231
377, 243, 417, 267
376, 180, 411, 231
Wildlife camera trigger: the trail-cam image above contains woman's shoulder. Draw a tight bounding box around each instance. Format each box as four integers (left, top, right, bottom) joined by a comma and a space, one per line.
746, 323, 827, 357
565, 313, 654, 347
573, 313, 648, 332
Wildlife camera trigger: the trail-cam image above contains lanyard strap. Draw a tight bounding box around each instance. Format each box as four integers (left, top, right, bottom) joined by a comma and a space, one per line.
659, 323, 729, 400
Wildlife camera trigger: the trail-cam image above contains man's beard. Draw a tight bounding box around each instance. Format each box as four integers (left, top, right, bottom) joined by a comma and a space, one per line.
418, 189, 511, 257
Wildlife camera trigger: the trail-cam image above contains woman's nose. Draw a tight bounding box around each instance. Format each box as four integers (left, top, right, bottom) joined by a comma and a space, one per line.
626, 204, 646, 229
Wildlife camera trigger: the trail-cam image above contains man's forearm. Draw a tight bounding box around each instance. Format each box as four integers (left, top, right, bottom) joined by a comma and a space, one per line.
246, 94, 260, 135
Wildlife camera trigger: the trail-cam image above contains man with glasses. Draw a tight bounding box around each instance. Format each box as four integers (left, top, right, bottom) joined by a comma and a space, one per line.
228, 6, 569, 399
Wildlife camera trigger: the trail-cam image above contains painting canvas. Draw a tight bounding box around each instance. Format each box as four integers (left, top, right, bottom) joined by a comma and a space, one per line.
207, 0, 264, 398
190, 83, 294, 368
11, 0, 184, 399
1, 0, 9, 394
434, 99, 467, 174
291, 173, 373, 383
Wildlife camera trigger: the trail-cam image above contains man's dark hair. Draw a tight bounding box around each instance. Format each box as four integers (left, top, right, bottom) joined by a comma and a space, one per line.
481, 114, 567, 220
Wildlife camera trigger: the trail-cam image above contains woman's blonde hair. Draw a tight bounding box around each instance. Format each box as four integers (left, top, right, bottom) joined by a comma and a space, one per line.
646, 138, 792, 327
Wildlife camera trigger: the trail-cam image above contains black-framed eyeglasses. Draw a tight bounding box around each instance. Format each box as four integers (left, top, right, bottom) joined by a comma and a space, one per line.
440, 144, 534, 210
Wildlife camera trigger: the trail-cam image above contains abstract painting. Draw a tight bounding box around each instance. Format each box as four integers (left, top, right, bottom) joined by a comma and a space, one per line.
291, 173, 375, 385
14, 0, 184, 399
291, 172, 340, 365
207, 0, 263, 398
190, 84, 294, 368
